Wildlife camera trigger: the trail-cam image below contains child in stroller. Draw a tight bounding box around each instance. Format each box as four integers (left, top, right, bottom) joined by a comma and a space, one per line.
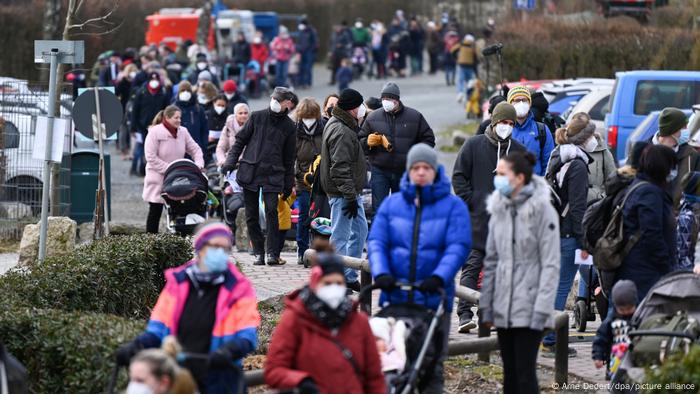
222, 170, 245, 245
244, 60, 269, 99
160, 159, 209, 235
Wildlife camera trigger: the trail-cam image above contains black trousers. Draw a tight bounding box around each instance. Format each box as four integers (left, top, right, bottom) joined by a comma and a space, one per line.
497, 328, 543, 394
457, 248, 485, 321
146, 202, 163, 234
243, 188, 279, 257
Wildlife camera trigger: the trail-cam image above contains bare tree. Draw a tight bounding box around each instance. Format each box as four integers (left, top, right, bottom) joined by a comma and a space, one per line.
41, 0, 63, 83
197, 0, 217, 47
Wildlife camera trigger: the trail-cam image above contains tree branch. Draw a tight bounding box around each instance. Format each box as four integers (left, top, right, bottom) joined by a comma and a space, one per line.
70, 18, 126, 37
67, 0, 119, 32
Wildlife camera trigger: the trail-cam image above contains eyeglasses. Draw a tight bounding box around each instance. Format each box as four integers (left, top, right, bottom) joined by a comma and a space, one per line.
511, 97, 529, 104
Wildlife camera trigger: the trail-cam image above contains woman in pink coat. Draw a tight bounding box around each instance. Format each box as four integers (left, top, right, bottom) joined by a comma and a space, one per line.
143, 105, 204, 233
216, 103, 250, 167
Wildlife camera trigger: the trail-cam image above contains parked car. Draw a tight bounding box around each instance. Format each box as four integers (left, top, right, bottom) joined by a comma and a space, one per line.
623, 109, 694, 165
564, 87, 612, 136
605, 70, 700, 159
540, 80, 614, 116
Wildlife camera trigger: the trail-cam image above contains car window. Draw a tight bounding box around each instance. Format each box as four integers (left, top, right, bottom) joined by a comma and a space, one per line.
589, 95, 610, 121
2, 120, 20, 149
634, 80, 699, 115
549, 95, 583, 115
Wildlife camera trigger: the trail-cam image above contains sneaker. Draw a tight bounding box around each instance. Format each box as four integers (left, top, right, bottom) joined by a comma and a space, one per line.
456, 92, 464, 103
458, 320, 477, 333
253, 255, 265, 266
267, 255, 286, 266
540, 344, 578, 358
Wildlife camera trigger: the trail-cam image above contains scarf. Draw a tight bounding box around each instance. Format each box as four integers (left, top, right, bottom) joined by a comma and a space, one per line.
484, 124, 512, 171
556, 144, 589, 186
162, 119, 178, 138
299, 286, 352, 330
185, 263, 225, 289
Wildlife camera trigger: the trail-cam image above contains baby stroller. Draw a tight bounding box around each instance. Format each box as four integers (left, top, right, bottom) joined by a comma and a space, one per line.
361, 283, 447, 394
161, 159, 209, 235
611, 271, 700, 393
573, 264, 608, 332
244, 60, 269, 99
220, 171, 245, 238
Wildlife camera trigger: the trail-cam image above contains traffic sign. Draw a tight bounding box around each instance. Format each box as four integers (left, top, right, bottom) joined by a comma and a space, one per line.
514, 0, 536, 10
72, 88, 123, 140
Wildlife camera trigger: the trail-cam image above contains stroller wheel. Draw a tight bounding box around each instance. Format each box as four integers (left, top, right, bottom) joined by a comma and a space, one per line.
574, 300, 588, 332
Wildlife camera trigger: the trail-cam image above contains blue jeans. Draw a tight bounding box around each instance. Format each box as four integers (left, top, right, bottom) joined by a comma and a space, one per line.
457, 65, 474, 94
329, 196, 368, 283
296, 190, 311, 259
299, 51, 314, 87
444, 64, 456, 85
275, 60, 289, 87
131, 140, 144, 174
370, 167, 402, 211
578, 264, 598, 299
543, 237, 584, 346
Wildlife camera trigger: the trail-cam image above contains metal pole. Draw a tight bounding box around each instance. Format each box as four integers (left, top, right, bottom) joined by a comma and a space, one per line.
360, 269, 372, 313
38, 49, 59, 262
554, 311, 570, 385
94, 87, 110, 235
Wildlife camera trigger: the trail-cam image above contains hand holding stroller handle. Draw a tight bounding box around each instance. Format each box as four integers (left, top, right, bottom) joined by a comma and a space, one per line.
358, 282, 447, 306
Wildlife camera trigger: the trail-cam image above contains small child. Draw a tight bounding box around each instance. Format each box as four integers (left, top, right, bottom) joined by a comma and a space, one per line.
592, 280, 638, 380
223, 171, 245, 245
335, 58, 353, 93
676, 171, 700, 271
369, 317, 408, 389
277, 191, 297, 264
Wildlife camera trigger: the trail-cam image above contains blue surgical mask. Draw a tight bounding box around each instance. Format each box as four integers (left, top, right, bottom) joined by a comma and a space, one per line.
203, 247, 229, 273
679, 129, 690, 145
493, 175, 513, 197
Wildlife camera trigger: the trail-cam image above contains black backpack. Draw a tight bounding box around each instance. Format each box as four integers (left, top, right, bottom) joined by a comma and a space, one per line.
546, 156, 588, 217
542, 112, 565, 140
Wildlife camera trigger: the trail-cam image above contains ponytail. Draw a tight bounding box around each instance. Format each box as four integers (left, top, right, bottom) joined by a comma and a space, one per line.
151, 110, 165, 126
151, 105, 181, 127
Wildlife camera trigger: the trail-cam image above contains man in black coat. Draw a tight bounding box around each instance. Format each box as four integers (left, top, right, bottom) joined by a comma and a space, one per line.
221, 87, 299, 266
452, 102, 525, 333
359, 82, 435, 210
130, 72, 169, 176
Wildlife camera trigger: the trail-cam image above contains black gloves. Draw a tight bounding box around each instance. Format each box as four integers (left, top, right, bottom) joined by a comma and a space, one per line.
115, 341, 142, 367
342, 197, 359, 219
282, 189, 292, 201
298, 378, 320, 394
209, 340, 246, 369
420, 275, 444, 293
375, 274, 396, 291
220, 162, 236, 174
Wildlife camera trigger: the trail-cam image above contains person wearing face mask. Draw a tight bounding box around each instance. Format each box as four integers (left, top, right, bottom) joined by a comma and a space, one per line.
126, 349, 180, 394
369, 144, 471, 393
319, 89, 368, 290
649, 107, 699, 209
230, 32, 251, 78
480, 151, 560, 394
571, 113, 617, 203
116, 63, 140, 158
117, 222, 261, 392
270, 26, 296, 87
293, 98, 326, 265
222, 79, 248, 113
452, 102, 526, 333
131, 72, 169, 176
196, 80, 217, 113
616, 144, 677, 301
174, 80, 209, 162
216, 103, 250, 167
187, 53, 219, 88
206, 95, 231, 147
541, 114, 595, 356
221, 87, 298, 266
98, 51, 122, 88
507, 86, 555, 176
296, 19, 319, 89
359, 82, 435, 211
322, 93, 339, 121
265, 253, 386, 394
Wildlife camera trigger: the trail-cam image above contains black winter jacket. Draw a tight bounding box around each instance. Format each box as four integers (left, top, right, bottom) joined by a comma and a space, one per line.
131, 87, 169, 135
320, 107, 367, 200
223, 109, 296, 194
206, 107, 230, 135
452, 129, 525, 250
359, 104, 435, 173
592, 311, 632, 362
295, 119, 325, 191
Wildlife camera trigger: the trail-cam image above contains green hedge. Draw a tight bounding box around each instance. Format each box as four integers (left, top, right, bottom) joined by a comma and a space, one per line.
0, 233, 193, 319
644, 344, 700, 394
0, 304, 143, 393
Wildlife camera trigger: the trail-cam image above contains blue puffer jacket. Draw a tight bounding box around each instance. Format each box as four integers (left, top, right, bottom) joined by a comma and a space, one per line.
368, 166, 471, 312
512, 113, 555, 176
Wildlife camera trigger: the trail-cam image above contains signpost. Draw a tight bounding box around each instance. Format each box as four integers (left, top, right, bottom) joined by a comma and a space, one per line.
34, 40, 84, 262
72, 88, 123, 239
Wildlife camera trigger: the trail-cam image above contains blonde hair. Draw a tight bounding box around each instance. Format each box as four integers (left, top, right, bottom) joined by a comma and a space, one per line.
295, 97, 321, 120
152, 105, 181, 126
178, 80, 193, 93
123, 64, 138, 75
132, 349, 177, 383
198, 81, 217, 100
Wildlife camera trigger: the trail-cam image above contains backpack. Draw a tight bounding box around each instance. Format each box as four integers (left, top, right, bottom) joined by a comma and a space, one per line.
631, 311, 700, 366
306, 155, 331, 227
592, 181, 649, 272
542, 112, 564, 140
534, 121, 548, 154
545, 155, 588, 217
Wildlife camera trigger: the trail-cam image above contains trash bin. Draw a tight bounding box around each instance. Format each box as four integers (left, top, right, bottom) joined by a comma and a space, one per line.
69, 150, 111, 224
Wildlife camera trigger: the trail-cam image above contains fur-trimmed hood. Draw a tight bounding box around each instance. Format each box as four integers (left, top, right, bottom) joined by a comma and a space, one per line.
486, 175, 552, 216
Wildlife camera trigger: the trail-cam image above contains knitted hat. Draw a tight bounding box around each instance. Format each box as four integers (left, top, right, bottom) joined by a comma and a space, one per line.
308, 253, 345, 289
530, 91, 549, 120
337, 88, 364, 110
222, 80, 237, 93
310, 217, 332, 236
381, 82, 401, 100
682, 171, 700, 196
611, 280, 638, 308
406, 143, 438, 172
562, 113, 596, 146
197, 70, 213, 82
193, 222, 233, 252
490, 102, 517, 126
487, 95, 506, 115
366, 97, 382, 111
507, 85, 531, 104
658, 107, 687, 137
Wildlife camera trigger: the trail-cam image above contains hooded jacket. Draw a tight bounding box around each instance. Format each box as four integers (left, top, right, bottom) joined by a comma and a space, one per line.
672, 143, 700, 209
479, 176, 561, 330
586, 134, 617, 202
131, 86, 169, 135
223, 108, 296, 194
512, 113, 555, 176
359, 103, 435, 173
368, 167, 471, 312
452, 126, 526, 250
264, 289, 386, 394
175, 98, 209, 156
295, 118, 325, 191
320, 106, 367, 199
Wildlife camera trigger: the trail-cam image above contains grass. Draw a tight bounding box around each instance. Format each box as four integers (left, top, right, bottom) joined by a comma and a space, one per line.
0, 239, 19, 254
437, 122, 480, 152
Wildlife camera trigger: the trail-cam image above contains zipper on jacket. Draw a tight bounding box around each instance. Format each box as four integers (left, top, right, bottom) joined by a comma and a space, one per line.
508, 207, 517, 328
409, 188, 422, 303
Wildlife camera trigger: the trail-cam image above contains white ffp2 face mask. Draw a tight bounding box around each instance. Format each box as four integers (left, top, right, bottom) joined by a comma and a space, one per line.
178, 91, 192, 102
126, 382, 153, 394
583, 137, 598, 152
214, 105, 226, 115
382, 100, 396, 112
302, 118, 317, 129
513, 102, 530, 118
495, 123, 513, 140
270, 98, 282, 113
316, 284, 347, 309
357, 104, 367, 119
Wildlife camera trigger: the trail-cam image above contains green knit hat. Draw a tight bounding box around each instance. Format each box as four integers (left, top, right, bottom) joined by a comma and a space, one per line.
658, 107, 687, 137
490, 102, 517, 126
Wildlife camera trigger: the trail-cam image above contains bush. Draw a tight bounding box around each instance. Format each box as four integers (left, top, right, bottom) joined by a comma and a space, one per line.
0, 304, 143, 393
0, 233, 193, 319
644, 344, 700, 393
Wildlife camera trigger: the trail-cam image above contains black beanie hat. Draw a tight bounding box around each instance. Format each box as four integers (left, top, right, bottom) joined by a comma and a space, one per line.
366, 97, 382, 111
315, 253, 345, 276
338, 88, 364, 110
488, 95, 506, 115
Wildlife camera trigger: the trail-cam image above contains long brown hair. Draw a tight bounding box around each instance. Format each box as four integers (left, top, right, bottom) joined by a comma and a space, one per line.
152, 105, 181, 126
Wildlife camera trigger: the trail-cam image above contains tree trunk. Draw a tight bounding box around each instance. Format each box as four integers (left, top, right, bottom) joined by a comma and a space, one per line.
197, 0, 216, 48
41, 0, 63, 83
